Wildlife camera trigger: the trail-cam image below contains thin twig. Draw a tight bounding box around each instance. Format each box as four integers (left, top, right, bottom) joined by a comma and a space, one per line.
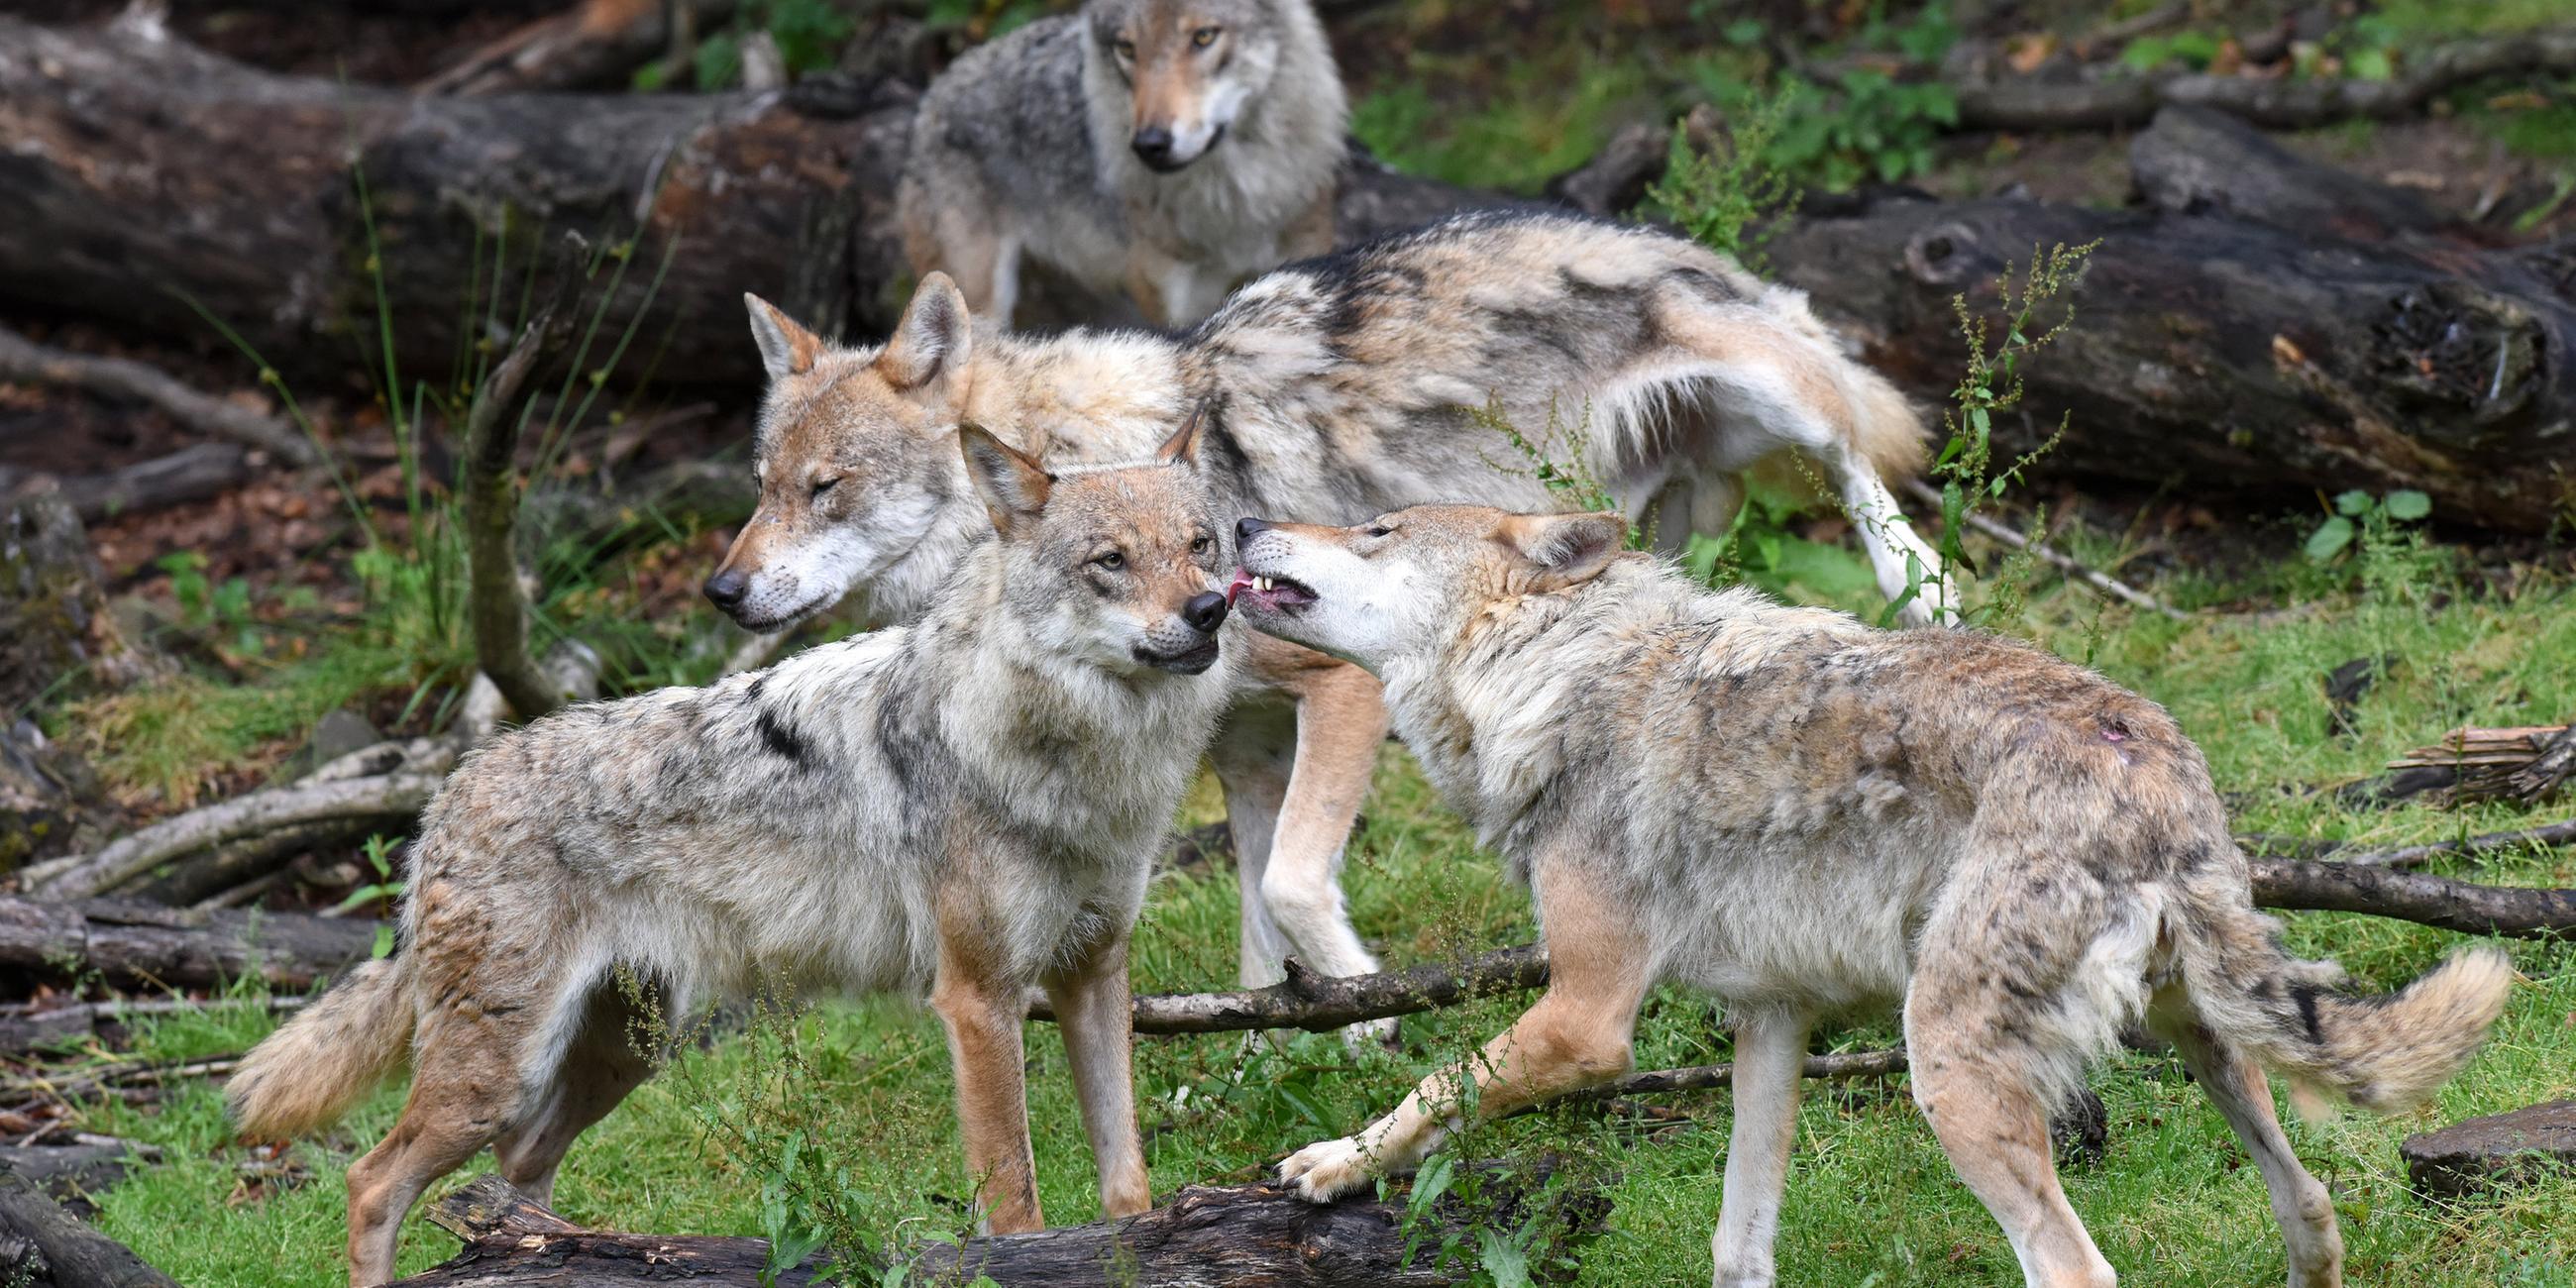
1517, 1047, 1909, 1119
1905, 479, 2188, 619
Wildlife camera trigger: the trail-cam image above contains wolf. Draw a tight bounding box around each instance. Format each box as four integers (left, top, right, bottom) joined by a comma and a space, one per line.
229, 421, 1235, 1286
705, 209, 1952, 1042
1232, 504, 2514, 1288
899, 0, 1346, 328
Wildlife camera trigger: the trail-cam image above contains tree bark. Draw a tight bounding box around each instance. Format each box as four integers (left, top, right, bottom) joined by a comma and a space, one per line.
2127, 106, 2454, 241
0, 897, 383, 993
394, 1171, 1601, 1288
1769, 193, 2576, 533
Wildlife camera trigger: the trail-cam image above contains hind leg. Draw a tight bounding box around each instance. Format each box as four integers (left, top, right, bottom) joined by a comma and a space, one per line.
1904, 989, 2115, 1288
345, 1038, 524, 1285
2155, 1015, 2342, 1287
1825, 446, 1951, 627
491, 992, 658, 1210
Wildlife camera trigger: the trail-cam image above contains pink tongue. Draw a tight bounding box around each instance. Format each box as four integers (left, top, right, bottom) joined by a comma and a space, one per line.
1226, 570, 1253, 604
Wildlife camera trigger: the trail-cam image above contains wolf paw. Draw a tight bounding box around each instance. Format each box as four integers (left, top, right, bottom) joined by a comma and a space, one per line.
1278, 1136, 1375, 1203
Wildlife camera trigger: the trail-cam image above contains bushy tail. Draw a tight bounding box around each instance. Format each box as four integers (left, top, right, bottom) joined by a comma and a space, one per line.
229, 957, 414, 1139
2181, 902, 2514, 1115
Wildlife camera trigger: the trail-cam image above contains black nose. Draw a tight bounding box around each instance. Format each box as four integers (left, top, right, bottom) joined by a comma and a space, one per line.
1235, 517, 1273, 545
703, 570, 749, 609
1131, 126, 1174, 164
1181, 590, 1230, 635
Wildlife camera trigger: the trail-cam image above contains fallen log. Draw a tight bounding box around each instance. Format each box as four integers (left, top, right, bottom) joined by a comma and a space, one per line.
0, 897, 382, 994
26, 773, 444, 901
394, 1170, 1601, 1287
0, 445, 257, 523
0, 1167, 179, 1288
0, 997, 305, 1057
2127, 105, 2453, 241
1770, 191, 2576, 533
1951, 28, 2576, 132
0, 323, 314, 467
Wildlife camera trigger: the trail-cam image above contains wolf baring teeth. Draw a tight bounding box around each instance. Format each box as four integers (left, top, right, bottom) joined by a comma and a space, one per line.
230, 421, 1235, 1287
1233, 504, 2512, 1288
710, 208, 1955, 1043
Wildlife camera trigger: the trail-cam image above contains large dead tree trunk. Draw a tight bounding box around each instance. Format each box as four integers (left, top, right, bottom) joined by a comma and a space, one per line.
1770, 193, 2576, 532
396, 1171, 1600, 1288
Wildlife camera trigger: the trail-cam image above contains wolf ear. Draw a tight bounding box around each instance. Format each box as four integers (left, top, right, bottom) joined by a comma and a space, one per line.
1155, 400, 1212, 469
879, 273, 972, 393
958, 422, 1052, 537
744, 293, 823, 383
1503, 511, 1629, 590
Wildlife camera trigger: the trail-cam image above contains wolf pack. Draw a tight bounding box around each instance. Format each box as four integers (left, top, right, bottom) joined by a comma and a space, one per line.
233, 4, 2515, 1286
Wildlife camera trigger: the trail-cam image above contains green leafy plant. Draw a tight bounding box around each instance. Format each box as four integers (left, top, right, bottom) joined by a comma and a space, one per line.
329, 833, 409, 956
1903, 241, 2097, 627
1642, 90, 1799, 268
2307, 488, 2431, 563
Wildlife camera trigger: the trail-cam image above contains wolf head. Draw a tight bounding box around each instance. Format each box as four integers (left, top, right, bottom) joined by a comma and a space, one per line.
1084, 0, 1308, 171
1230, 504, 1630, 673
967, 410, 1232, 676
706, 280, 987, 632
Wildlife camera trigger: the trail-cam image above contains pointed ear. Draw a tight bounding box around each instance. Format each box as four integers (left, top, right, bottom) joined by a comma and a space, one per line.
879, 272, 972, 392
744, 293, 823, 383
958, 422, 1052, 537
1155, 400, 1212, 469
1503, 511, 1629, 589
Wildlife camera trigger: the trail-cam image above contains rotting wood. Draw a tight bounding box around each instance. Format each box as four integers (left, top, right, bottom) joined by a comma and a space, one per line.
393, 1169, 1604, 1287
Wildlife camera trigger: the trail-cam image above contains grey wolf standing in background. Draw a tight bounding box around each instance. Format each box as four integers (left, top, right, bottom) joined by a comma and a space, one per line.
900, 0, 1346, 328
230, 423, 1236, 1286
1234, 504, 2511, 1288
706, 209, 1951, 1044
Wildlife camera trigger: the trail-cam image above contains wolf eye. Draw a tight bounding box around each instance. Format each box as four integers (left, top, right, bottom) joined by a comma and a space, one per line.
1190, 536, 1213, 555
810, 477, 841, 498
1191, 27, 1220, 48
1363, 524, 1394, 538
1094, 552, 1126, 571
1114, 38, 1135, 58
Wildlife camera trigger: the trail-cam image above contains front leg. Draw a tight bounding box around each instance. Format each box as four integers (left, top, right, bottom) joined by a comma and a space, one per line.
1042, 930, 1151, 1219
1255, 645, 1396, 1049
930, 934, 1042, 1234
1280, 865, 1652, 1199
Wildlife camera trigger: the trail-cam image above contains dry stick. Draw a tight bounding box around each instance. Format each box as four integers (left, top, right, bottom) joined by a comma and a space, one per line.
1902, 479, 2187, 619
0, 441, 256, 521
1953, 27, 2576, 131
463, 241, 587, 724
26, 773, 445, 900
2251, 857, 2576, 939
2327, 817, 2576, 872
0, 321, 316, 466
1028, 946, 1550, 1035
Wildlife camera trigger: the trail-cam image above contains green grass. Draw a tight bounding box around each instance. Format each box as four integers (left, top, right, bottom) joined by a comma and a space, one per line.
52, 518, 2576, 1287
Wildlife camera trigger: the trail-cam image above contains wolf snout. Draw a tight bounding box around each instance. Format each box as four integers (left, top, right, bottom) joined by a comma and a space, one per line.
1181, 590, 1230, 634
1131, 126, 1178, 168
1235, 517, 1274, 544
702, 569, 750, 610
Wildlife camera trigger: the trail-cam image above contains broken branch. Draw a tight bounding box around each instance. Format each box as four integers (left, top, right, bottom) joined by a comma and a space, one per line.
1029, 946, 1550, 1035
464, 241, 587, 723
0, 323, 315, 467
2329, 818, 2576, 872
2249, 857, 2576, 939
26, 773, 443, 901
